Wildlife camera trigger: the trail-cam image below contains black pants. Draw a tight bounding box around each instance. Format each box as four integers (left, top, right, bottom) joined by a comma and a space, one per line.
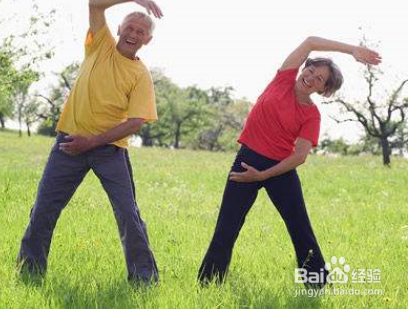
198, 145, 327, 286
17, 133, 158, 282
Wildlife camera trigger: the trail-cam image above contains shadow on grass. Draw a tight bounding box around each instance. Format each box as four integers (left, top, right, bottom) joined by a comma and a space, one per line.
17, 272, 159, 309
18, 271, 46, 288
17, 261, 46, 288
16, 269, 322, 308
227, 271, 322, 309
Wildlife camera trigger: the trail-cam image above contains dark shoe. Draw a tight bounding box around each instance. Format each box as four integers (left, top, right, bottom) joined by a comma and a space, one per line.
18, 261, 46, 286
198, 272, 224, 287
18, 258, 46, 276
128, 274, 159, 289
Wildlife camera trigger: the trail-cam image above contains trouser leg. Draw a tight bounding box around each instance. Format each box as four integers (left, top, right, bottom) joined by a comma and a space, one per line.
263, 170, 328, 287
124, 150, 151, 250
90, 145, 158, 282
198, 147, 262, 284
18, 135, 89, 274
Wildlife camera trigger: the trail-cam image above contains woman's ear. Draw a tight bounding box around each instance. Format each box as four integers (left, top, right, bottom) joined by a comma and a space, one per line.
320, 90, 332, 98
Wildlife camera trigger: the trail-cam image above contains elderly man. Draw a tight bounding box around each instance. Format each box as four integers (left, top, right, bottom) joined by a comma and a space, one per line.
17, 0, 163, 285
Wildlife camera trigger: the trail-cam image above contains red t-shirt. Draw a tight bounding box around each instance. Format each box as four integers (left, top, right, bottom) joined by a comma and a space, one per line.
238, 68, 321, 161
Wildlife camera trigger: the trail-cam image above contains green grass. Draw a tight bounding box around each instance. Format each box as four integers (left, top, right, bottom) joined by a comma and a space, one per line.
0, 131, 407, 308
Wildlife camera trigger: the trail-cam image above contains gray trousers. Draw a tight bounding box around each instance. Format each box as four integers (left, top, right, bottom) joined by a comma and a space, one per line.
17, 133, 158, 282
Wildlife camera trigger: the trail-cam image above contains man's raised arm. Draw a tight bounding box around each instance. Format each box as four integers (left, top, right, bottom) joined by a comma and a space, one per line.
88, 0, 163, 34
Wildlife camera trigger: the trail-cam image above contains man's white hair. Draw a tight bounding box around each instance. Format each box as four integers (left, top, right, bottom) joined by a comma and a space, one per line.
122, 11, 155, 35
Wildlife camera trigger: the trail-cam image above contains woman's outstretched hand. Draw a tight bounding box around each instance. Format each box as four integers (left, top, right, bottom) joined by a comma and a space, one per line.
229, 162, 264, 183
352, 46, 382, 65
134, 0, 163, 19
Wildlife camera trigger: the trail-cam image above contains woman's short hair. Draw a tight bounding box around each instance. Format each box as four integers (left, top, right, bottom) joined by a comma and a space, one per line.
304, 57, 344, 97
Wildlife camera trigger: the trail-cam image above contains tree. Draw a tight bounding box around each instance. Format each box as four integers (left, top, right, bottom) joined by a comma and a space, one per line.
0, 0, 54, 129
318, 135, 350, 155
36, 63, 79, 136
22, 98, 41, 136
0, 95, 13, 129
390, 118, 408, 156
0, 46, 19, 128
194, 87, 252, 152
140, 69, 210, 149
163, 85, 208, 149
12, 69, 40, 136
140, 70, 251, 151
139, 69, 177, 146
357, 134, 381, 155
195, 87, 234, 151
325, 64, 408, 165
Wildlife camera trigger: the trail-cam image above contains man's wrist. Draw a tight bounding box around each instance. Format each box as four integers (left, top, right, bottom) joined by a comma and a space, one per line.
89, 135, 104, 148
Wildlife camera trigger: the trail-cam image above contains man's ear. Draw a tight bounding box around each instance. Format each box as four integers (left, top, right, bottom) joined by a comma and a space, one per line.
144, 35, 153, 45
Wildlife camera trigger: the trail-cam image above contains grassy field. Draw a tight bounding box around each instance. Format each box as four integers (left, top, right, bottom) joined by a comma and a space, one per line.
0, 130, 407, 309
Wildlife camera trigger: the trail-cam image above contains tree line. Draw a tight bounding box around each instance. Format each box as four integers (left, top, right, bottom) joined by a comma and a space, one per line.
0, 2, 407, 165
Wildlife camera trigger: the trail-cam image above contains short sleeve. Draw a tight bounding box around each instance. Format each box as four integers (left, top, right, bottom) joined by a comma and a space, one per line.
273, 68, 299, 85
127, 70, 157, 122
298, 116, 321, 147
258, 68, 299, 100
84, 24, 114, 58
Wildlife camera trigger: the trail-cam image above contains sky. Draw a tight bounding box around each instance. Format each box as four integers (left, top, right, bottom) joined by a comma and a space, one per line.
1, 0, 408, 142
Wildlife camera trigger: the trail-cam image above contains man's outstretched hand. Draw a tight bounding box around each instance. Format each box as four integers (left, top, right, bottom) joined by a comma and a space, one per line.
134, 0, 163, 19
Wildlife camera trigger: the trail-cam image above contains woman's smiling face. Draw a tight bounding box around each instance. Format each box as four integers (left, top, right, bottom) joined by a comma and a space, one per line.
295, 65, 331, 96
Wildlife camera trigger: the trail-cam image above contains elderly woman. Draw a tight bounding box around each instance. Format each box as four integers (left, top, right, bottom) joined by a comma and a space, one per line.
198, 36, 381, 288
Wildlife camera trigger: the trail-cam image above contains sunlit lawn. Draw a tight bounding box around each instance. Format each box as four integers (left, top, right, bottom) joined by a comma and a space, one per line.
0, 130, 407, 308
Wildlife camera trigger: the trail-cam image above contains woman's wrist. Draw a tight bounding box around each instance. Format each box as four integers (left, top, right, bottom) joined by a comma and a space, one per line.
259, 169, 271, 181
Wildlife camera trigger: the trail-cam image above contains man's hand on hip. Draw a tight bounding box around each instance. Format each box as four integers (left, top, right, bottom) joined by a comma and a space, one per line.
59, 135, 98, 156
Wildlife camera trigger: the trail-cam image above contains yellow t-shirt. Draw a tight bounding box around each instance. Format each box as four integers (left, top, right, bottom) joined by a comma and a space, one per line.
56, 24, 157, 148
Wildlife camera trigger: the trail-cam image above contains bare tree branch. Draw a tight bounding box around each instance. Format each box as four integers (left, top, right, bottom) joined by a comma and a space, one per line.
329, 116, 357, 123
60, 73, 72, 91
387, 79, 408, 122
365, 66, 384, 128
36, 94, 55, 107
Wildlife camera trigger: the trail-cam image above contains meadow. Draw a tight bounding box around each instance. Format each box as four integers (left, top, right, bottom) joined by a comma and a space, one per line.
0, 131, 407, 308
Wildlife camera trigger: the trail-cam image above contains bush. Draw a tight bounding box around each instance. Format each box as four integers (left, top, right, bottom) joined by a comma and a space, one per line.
37, 120, 57, 137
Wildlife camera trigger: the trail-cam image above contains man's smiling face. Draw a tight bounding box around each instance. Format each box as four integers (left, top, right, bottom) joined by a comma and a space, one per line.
117, 16, 152, 59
